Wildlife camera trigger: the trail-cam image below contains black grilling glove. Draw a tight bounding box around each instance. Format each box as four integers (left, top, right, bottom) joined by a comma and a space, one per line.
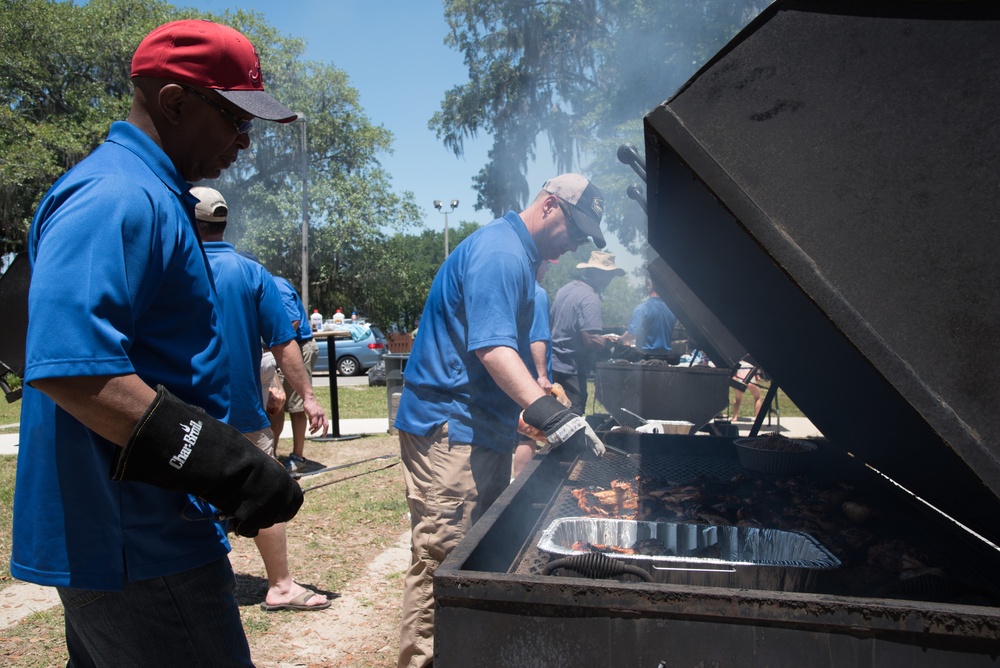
522, 395, 606, 457
110, 385, 303, 537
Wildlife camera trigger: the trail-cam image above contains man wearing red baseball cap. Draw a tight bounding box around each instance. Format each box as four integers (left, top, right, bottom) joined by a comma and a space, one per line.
11, 19, 300, 667
131, 19, 297, 123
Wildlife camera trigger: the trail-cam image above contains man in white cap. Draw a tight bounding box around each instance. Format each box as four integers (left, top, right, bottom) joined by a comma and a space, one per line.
192, 186, 331, 611
12, 19, 302, 665
393, 173, 608, 668
550, 250, 626, 415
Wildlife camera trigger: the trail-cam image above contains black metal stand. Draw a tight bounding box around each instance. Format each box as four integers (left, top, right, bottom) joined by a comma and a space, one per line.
310, 332, 360, 442
748, 381, 781, 438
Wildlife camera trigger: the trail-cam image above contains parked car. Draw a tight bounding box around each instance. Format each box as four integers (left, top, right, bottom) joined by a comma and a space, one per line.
313, 324, 387, 376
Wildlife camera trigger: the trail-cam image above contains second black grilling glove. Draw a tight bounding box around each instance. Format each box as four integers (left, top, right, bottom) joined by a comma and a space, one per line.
110, 385, 303, 537
522, 395, 606, 457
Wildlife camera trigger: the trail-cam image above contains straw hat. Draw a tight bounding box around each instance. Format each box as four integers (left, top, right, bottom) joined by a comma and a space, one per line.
576, 250, 625, 276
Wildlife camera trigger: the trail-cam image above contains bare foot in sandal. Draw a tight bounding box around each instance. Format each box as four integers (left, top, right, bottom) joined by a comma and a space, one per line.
261, 582, 330, 611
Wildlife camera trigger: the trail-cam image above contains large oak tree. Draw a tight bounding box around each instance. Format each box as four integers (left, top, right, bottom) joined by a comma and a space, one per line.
431, 0, 763, 252
0, 0, 421, 327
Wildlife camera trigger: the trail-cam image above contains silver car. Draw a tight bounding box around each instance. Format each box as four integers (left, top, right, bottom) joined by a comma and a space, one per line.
313, 324, 387, 376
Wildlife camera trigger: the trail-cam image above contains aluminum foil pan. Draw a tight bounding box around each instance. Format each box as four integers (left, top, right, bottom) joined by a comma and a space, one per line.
634, 420, 695, 435
538, 517, 841, 569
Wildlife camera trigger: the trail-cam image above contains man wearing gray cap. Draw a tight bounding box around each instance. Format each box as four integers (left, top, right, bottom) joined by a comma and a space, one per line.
11, 19, 302, 666
393, 173, 608, 668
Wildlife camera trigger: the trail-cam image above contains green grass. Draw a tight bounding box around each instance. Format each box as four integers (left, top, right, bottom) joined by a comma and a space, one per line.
0, 383, 390, 431
0, 455, 14, 582
729, 382, 804, 420
0, 607, 66, 667
0, 374, 20, 430
0, 399, 19, 432
315, 384, 388, 419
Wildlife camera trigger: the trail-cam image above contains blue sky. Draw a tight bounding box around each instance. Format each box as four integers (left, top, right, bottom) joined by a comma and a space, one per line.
184, 0, 557, 233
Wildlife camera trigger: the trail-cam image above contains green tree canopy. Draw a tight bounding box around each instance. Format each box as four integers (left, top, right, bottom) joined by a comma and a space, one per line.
431, 0, 763, 252
0, 0, 422, 329
373, 221, 480, 332
210, 10, 423, 320
0, 0, 177, 254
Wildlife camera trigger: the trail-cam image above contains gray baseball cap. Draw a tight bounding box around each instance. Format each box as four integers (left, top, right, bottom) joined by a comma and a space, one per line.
541, 173, 606, 248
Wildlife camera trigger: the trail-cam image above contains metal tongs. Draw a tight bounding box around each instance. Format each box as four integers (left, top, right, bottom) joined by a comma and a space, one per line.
619, 407, 648, 425
604, 443, 632, 458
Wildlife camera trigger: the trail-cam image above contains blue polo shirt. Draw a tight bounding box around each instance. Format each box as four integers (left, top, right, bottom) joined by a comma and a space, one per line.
204, 242, 295, 433
11, 121, 230, 591
627, 296, 677, 356
273, 276, 312, 343
525, 281, 552, 380
394, 211, 539, 451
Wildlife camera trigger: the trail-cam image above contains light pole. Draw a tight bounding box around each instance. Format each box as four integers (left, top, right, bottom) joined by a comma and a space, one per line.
295, 114, 309, 309
294, 114, 357, 443
433, 199, 459, 258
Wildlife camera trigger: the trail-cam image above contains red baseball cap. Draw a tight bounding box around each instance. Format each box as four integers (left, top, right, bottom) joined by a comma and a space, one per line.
131, 19, 296, 123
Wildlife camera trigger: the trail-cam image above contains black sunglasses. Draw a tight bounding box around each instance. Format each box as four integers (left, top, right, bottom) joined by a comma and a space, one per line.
557, 200, 590, 244
180, 84, 254, 135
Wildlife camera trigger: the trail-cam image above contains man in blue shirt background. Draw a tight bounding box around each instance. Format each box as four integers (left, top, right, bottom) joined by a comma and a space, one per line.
269, 274, 321, 472
621, 278, 679, 363
193, 186, 330, 611
393, 174, 608, 668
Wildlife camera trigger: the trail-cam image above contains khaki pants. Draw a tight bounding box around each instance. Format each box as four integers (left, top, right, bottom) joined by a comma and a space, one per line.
259, 350, 277, 408
281, 338, 318, 413
397, 425, 511, 668
244, 428, 276, 458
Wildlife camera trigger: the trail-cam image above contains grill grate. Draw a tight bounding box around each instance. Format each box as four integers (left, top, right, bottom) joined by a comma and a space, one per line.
513, 451, 744, 576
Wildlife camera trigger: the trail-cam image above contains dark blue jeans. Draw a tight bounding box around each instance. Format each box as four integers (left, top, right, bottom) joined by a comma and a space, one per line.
57, 557, 253, 667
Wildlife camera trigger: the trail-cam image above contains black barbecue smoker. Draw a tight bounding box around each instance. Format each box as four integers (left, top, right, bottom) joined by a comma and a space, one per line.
433, 1, 1000, 665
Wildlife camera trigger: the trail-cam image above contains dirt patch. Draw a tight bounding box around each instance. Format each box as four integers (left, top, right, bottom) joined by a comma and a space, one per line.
236, 433, 409, 668
243, 531, 409, 667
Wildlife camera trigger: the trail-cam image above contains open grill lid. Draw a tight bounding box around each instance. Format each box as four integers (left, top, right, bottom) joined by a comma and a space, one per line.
643, 0, 1000, 545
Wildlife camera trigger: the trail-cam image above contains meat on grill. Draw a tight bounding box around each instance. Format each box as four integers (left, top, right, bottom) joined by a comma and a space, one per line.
569, 470, 959, 597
